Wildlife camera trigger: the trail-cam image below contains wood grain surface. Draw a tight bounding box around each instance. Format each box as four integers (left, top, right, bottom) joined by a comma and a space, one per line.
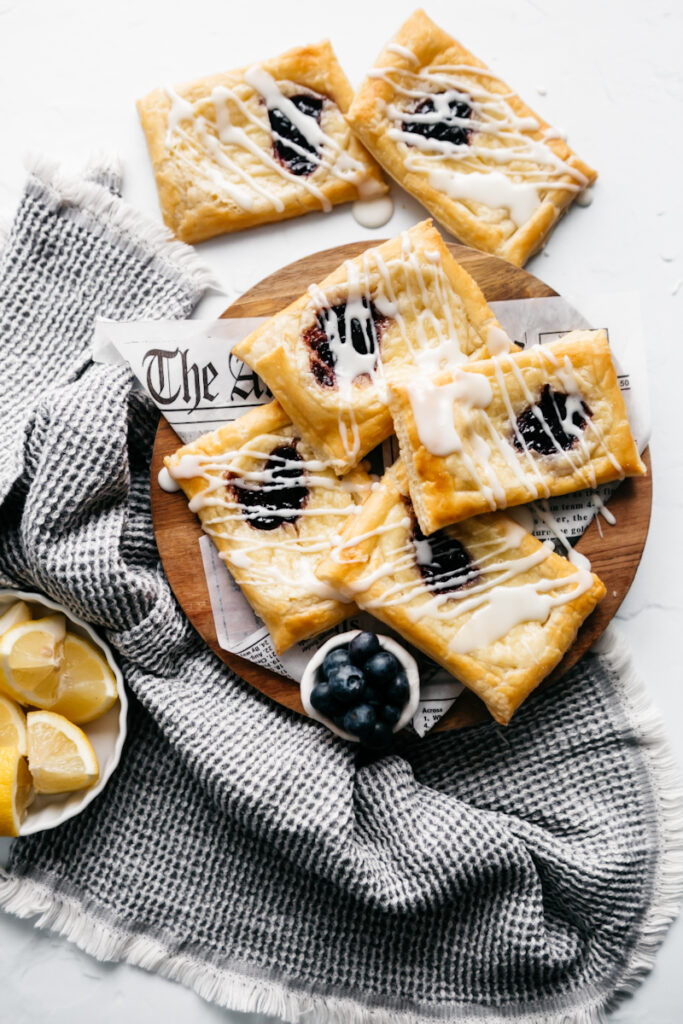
150, 242, 652, 731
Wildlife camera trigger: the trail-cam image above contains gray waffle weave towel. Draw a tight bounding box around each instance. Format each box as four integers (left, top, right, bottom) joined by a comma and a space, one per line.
0, 159, 681, 1024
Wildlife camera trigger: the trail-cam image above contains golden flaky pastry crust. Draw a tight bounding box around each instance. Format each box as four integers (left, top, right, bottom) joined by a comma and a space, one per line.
137, 41, 386, 243
347, 10, 597, 267
389, 330, 646, 534
233, 220, 508, 472
165, 401, 371, 653
316, 463, 605, 724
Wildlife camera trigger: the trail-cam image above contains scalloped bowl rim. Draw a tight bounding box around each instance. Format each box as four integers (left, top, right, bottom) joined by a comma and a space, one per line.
0, 588, 127, 836
300, 629, 420, 742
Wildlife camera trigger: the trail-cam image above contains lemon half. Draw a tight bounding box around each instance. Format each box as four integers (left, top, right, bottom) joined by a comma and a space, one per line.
27, 710, 99, 794
0, 615, 66, 707
50, 633, 118, 724
0, 746, 33, 836
0, 601, 32, 638
0, 695, 28, 756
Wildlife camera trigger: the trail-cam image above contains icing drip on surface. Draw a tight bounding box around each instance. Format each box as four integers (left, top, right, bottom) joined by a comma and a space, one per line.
163, 65, 371, 214
352, 195, 395, 228
371, 60, 588, 227
157, 467, 181, 493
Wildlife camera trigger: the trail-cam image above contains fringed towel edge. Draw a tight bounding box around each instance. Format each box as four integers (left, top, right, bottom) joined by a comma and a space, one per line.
0, 867, 613, 1024
595, 625, 683, 1017
24, 153, 222, 297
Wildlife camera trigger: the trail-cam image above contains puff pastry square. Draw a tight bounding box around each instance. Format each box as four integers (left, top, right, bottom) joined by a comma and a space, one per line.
316, 462, 606, 724
388, 330, 646, 534
233, 219, 510, 472
347, 10, 597, 267
137, 41, 386, 243
165, 401, 372, 653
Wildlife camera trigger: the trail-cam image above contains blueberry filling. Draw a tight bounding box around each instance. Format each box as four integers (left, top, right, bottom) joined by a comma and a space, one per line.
302, 299, 389, 388
268, 93, 323, 176
412, 521, 478, 596
402, 93, 472, 147
229, 443, 307, 531
513, 384, 592, 456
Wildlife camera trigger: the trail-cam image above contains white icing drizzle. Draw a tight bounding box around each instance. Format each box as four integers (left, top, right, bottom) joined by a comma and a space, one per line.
405, 342, 625, 503
485, 324, 514, 355
168, 435, 371, 603
163, 65, 372, 214
449, 570, 594, 653
369, 60, 588, 227
591, 490, 617, 526
530, 499, 591, 571
329, 497, 595, 656
429, 169, 540, 229
406, 373, 493, 457
386, 43, 420, 66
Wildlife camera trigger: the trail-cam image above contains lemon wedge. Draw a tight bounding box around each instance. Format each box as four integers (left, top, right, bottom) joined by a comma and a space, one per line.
0, 615, 65, 707
49, 633, 118, 724
27, 710, 99, 794
0, 746, 33, 836
0, 601, 32, 638
0, 694, 28, 755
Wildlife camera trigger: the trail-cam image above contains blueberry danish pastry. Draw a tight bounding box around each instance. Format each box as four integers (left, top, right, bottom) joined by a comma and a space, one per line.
347, 10, 597, 266
137, 41, 386, 242
388, 330, 645, 534
315, 462, 606, 724
164, 401, 372, 653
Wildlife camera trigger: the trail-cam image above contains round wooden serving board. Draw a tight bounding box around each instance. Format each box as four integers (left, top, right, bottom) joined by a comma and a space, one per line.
151, 243, 652, 731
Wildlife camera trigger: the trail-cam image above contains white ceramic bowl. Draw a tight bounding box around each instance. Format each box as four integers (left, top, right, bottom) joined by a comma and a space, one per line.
0, 589, 127, 836
300, 629, 420, 742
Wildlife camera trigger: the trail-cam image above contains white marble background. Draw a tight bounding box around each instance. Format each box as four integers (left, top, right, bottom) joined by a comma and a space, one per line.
1, 0, 682, 1020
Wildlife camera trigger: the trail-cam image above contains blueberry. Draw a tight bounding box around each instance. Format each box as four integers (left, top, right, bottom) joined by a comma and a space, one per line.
362, 684, 384, 706
342, 703, 376, 740
365, 650, 400, 689
349, 631, 381, 667
386, 671, 410, 707
310, 680, 339, 718
328, 664, 366, 706
381, 704, 402, 726
363, 721, 394, 750
321, 646, 351, 679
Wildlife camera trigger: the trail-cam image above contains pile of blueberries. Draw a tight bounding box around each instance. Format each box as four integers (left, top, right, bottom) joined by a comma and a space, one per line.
310, 631, 411, 749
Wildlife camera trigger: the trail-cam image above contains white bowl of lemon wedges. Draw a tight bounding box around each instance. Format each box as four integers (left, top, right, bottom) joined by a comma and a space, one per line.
0, 589, 127, 837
